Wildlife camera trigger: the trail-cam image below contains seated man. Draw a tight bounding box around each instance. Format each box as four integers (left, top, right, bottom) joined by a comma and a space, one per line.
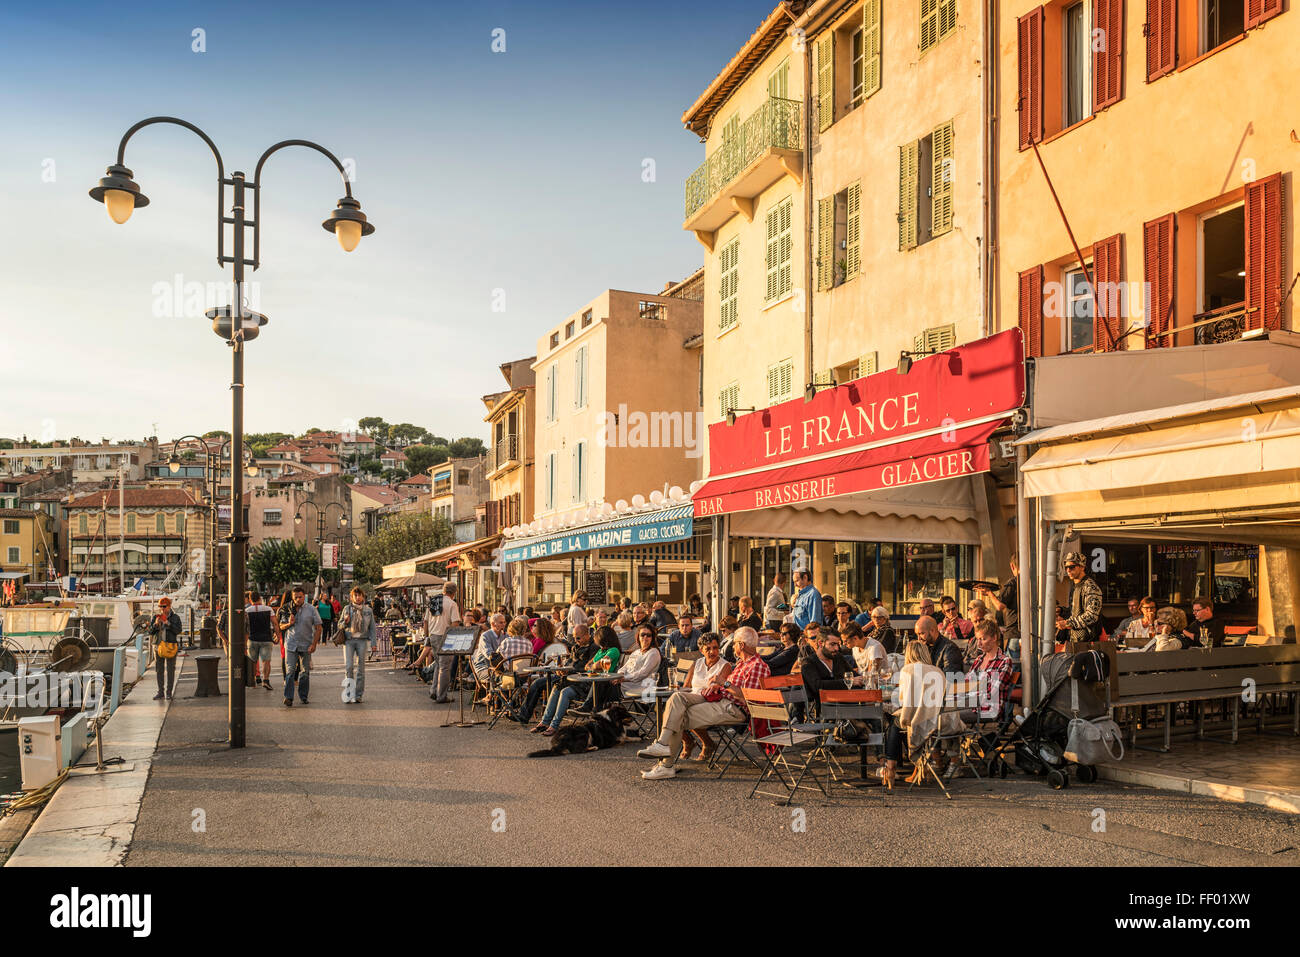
636, 626, 770, 779
665, 614, 702, 655
512, 623, 595, 723
799, 631, 856, 717
471, 612, 508, 682
938, 596, 974, 643
916, 614, 964, 676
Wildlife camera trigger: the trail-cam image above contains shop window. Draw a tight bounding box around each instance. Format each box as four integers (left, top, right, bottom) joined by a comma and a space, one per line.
1088, 543, 1147, 603
1211, 544, 1258, 620
1152, 543, 1209, 606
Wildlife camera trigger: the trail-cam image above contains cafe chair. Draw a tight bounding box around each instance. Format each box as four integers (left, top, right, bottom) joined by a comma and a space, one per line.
486, 653, 536, 729
743, 686, 830, 805
814, 688, 885, 785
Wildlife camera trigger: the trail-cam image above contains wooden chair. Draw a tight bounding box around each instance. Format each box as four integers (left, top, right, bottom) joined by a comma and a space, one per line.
742, 686, 829, 805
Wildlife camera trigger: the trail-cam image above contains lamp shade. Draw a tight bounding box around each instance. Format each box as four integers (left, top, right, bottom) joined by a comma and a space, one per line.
89, 165, 149, 223
322, 196, 374, 252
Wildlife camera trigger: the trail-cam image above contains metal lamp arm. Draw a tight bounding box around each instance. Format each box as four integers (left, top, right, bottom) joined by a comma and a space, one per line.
251, 139, 354, 269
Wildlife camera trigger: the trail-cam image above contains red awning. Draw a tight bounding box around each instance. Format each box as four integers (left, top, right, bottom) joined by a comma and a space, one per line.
694, 420, 1003, 517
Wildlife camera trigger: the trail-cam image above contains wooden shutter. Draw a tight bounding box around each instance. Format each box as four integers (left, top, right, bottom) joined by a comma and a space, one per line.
1093, 0, 1124, 110
1145, 0, 1176, 81
862, 0, 882, 98
920, 0, 939, 52
858, 352, 878, 378
777, 199, 793, 297
898, 141, 919, 250
1018, 265, 1044, 358
1143, 213, 1175, 347
816, 34, 834, 132
1017, 7, 1044, 150
931, 121, 955, 236
845, 182, 861, 276
1245, 0, 1284, 30
1245, 172, 1285, 331
1091, 234, 1124, 351
817, 195, 834, 291
719, 238, 739, 330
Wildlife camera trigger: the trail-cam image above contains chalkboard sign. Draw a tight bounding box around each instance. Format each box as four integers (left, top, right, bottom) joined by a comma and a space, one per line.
438, 626, 477, 655
584, 570, 608, 606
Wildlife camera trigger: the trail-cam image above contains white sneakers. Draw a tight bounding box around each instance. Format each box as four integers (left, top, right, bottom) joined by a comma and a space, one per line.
641, 763, 677, 780
637, 742, 671, 759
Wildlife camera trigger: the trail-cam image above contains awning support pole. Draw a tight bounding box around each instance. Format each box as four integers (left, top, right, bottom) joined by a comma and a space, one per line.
1015, 439, 1035, 708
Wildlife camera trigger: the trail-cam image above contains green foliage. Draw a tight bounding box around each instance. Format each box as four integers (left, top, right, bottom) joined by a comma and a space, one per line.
357, 457, 382, 475
248, 539, 319, 593
246, 431, 292, 458
448, 437, 487, 458
352, 512, 452, 586
388, 422, 425, 447
358, 417, 389, 442
404, 444, 448, 475
202, 430, 229, 439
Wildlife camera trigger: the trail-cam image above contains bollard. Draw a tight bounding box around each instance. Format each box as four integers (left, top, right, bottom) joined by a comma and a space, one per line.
200, 615, 216, 650
193, 652, 224, 697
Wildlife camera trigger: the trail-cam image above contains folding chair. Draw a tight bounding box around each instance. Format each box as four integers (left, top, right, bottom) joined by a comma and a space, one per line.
815, 689, 885, 786
907, 680, 979, 800
742, 686, 830, 805
486, 653, 535, 729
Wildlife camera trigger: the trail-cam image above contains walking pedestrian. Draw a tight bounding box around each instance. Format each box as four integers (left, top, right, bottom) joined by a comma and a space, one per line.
338, 586, 376, 703
763, 573, 787, 631
424, 582, 462, 704
245, 591, 276, 690
282, 585, 321, 707
147, 596, 183, 701
566, 590, 589, 633
317, 591, 334, 640
276, 589, 293, 679
792, 569, 823, 629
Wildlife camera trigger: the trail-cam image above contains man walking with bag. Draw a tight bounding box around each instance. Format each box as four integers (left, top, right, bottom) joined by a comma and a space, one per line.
339, 586, 376, 704
424, 582, 462, 704
282, 585, 321, 707
147, 596, 183, 701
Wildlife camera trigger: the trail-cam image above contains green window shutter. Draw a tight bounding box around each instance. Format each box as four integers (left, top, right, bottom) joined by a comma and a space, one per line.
767, 359, 793, 403
920, 0, 939, 53
777, 199, 793, 297
863, 0, 882, 98
898, 142, 919, 251
857, 352, 878, 378
765, 205, 780, 301
931, 121, 955, 236
719, 383, 739, 418
767, 58, 789, 100
915, 324, 957, 354
719, 238, 739, 331
817, 196, 834, 291
845, 182, 861, 276
816, 34, 834, 132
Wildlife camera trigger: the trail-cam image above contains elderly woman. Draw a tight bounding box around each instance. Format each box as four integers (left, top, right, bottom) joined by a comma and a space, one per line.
532, 626, 622, 735
614, 610, 636, 651
764, 622, 803, 677
675, 631, 733, 762
1154, 606, 1191, 651
863, 606, 900, 654
877, 639, 965, 789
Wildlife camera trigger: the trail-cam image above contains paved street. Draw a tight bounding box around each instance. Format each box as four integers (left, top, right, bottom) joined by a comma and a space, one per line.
122, 646, 1300, 867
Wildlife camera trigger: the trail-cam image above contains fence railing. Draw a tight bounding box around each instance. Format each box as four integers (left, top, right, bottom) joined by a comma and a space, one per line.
487, 433, 519, 473
684, 96, 802, 220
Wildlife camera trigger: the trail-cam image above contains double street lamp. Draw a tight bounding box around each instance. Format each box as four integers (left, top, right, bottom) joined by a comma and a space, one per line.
295, 501, 350, 593
93, 117, 375, 748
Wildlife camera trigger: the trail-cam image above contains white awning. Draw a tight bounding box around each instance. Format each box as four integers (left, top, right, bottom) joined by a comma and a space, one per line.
1020, 385, 1300, 542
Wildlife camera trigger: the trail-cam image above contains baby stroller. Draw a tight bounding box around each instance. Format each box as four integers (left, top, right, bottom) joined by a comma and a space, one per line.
986, 650, 1111, 789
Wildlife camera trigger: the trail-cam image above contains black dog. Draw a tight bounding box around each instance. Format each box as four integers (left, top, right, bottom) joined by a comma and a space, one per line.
527, 705, 631, 757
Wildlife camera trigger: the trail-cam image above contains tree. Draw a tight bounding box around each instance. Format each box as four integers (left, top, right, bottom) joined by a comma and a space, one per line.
352, 512, 453, 586
203, 430, 229, 439
248, 539, 319, 594
388, 422, 425, 447
358, 416, 389, 442
304, 427, 322, 435
358, 456, 382, 475
246, 431, 291, 458
448, 436, 487, 458
404, 444, 448, 475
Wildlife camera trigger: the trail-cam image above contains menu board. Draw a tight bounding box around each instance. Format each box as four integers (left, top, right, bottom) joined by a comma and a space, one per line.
584, 570, 607, 606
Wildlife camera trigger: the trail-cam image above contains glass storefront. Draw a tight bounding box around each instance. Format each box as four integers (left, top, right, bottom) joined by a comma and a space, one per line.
741, 538, 972, 615
523, 553, 700, 611
1084, 539, 1259, 624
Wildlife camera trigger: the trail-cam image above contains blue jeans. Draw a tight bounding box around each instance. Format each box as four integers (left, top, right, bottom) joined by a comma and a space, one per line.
285, 648, 312, 702
540, 684, 580, 729
344, 638, 370, 700
516, 674, 556, 723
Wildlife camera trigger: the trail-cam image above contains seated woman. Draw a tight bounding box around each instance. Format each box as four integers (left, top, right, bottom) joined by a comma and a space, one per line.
1154, 606, 1192, 650
716, 616, 739, 662
878, 639, 965, 789
612, 623, 663, 716
676, 632, 732, 762
764, 622, 803, 676
530, 616, 556, 657
614, 611, 636, 652
533, 626, 622, 735
862, 606, 900, 654
965, 619, 1015, 722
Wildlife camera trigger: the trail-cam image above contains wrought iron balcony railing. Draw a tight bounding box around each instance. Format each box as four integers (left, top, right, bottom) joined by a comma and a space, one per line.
487, 433, 519, 473
684, 96, 802, 221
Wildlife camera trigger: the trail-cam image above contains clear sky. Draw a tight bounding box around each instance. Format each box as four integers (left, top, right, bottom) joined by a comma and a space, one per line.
0, 0, 761, 444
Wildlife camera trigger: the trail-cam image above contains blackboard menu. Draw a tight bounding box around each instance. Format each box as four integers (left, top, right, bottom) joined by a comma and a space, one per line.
584, 570, 607, 606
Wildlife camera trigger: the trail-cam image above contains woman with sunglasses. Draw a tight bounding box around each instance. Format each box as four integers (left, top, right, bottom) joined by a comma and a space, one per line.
676, 632, 731, 762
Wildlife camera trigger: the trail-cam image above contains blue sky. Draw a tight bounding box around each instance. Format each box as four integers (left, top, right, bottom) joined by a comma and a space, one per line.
0, 0, 760, 444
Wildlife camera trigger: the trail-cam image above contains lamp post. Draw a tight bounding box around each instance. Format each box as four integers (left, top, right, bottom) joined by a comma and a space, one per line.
94, 117, 375, 748
295, 500, 349, 593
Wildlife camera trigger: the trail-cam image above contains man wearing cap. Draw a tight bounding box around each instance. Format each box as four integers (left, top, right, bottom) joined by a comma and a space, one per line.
146, 597, 183, 701
1055, 552, 1102, 643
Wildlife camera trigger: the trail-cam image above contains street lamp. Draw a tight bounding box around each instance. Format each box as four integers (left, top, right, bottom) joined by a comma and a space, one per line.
295, 501, 349, 591
92, 117, 375, 749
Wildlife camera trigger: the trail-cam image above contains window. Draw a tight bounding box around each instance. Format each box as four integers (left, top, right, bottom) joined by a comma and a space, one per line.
126, 514, 136, 534
1063, 1, 1091, 128
899, 122, 953, 250
914, 324, 957, 354
571, 441, 586, 503
6, 547, 18, 564
637, 300, 666, 320
1199, 203, 1245, 314
457, 469, 469, 485
920, 0, 957, 53
767, 58, 789, 99
156, 514, 166, 534
79, 515, 88, 534
550, 332, 559, 349
858, 352, 878, 378
545, 365, 557, 423
1201, 0, 1245, 53
573, 345, 588, 410
718, 382, 740, 419
850, 25, 865, 106
581, 309, 593, 328
818, 182, 861, 290
545, 452, 557, 509
1062, 265, 1096, 351
765, 197, 794, 302
264, 509, 282, 525
2, 519, 18, 535
719, 238, 740, 332
564, 321, 575, 339
767, 358, 794, 404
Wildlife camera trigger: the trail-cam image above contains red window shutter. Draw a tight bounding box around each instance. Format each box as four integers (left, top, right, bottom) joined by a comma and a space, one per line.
1145, 0, 1176, 81
1017, 7, 1044, 150
1143, 213, 1176, 347
1245, 172, 1285, 331
1091, 234, 1124, 351
1246, 0, 1284, 30
1018, 265, 1044, 358
1093, 0, 1124, 110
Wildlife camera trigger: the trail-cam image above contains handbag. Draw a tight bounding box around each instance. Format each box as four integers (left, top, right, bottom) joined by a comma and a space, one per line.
157, 639, 179, 659
1065, 716, 1124, 765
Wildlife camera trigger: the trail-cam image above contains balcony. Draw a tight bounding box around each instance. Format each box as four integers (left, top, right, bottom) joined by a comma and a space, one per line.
486, 433, 520, 475
683, 96, 803, 249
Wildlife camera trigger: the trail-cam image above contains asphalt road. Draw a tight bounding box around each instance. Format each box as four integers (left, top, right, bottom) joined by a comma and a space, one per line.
125, 645, 1300, 867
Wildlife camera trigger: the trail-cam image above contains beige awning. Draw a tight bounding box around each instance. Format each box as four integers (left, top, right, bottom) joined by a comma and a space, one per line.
726, 476, 982, 545
376, 572, 446, 590
1020, 385, 1300, 542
